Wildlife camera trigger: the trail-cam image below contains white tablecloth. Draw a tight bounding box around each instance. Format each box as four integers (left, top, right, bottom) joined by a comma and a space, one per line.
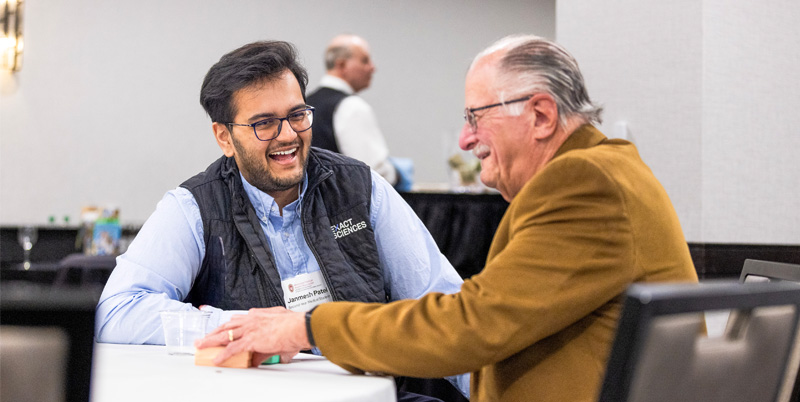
90, 343, 396, 402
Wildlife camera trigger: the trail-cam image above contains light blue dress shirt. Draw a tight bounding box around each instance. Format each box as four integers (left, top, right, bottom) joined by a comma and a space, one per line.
96, 170, 464, 343
95, 169, 470, 397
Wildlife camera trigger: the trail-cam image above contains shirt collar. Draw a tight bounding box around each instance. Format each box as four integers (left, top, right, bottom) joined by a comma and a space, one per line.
240, 171, 309, 217
319, 74, 355, 95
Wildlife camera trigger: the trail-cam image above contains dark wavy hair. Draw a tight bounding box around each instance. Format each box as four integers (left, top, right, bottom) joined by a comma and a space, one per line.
200, 41, 309, 123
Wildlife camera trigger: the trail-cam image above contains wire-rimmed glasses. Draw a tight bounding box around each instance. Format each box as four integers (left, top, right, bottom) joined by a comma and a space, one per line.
227, 106, 315, 141
463, 95, 532, 133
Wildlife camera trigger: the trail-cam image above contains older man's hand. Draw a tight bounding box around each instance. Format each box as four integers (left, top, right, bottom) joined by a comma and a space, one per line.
195, 306, 311, 367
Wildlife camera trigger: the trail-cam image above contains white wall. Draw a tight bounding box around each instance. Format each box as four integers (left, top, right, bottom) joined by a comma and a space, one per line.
0, 0, 555, 225
701, 0, 800, 244
557, 0, 799, 244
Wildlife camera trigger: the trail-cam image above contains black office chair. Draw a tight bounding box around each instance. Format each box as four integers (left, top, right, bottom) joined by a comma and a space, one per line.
737, 259, 800, 402
599, 281, 800, 402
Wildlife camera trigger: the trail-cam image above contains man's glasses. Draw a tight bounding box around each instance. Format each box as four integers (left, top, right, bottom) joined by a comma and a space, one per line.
463, 95, 532, 133
227, 107, 315, 141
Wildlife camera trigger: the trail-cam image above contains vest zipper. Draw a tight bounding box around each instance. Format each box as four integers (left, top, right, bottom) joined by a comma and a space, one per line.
233, 194, 283, 307
301, 173, 339, 302
302, 230, 338, 301
252, 251, 283, 307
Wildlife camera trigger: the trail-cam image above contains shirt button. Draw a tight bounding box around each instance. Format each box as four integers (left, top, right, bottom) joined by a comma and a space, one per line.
283, 232, 290, 238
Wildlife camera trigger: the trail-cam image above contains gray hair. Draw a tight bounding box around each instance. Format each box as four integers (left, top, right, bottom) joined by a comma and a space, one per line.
473, 34, 603, 126
324, 45, 352, 70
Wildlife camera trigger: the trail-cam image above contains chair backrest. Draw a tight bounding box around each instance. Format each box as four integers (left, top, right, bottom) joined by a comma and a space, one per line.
741, 259, 800, 283
1, 326, 69, 402
599, 281, 800, 402
738, 259, 800, 402
0, 283, 96, 402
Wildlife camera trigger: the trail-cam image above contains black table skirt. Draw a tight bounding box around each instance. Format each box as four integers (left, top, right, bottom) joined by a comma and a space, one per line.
400, 191, 509, 279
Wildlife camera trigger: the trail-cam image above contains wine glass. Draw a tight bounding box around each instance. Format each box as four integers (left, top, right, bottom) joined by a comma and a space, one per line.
17, 225, 38, 270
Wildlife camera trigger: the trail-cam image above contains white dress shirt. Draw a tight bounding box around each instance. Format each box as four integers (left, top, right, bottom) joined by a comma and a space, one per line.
316, 75, 398, 185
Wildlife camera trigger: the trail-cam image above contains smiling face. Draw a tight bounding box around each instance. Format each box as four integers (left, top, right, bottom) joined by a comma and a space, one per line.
213, 70, 310, 205
458, 55, 538, 201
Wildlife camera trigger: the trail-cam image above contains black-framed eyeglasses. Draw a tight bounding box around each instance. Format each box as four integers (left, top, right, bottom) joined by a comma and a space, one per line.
226, 106, 315, 141
463, 95, 532, 133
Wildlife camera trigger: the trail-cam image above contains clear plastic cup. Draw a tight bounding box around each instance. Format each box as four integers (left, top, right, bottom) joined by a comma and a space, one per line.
159, 310, 211, 355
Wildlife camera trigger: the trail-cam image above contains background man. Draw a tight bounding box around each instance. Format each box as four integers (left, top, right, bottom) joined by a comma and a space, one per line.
197, 35, 700, 402
306, 34, 401, 187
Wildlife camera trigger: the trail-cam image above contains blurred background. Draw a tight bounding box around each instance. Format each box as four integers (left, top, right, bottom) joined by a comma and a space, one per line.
1, 0, 798, 246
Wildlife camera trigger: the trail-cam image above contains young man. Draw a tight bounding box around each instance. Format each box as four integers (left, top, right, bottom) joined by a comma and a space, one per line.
95, 41, 462, 349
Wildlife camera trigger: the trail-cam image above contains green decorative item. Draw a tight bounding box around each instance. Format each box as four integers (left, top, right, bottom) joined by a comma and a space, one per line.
448, 154, 482, 191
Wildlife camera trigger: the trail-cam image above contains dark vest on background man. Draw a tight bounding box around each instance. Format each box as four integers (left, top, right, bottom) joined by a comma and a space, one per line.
306, 87, 350, 153
179, 149, 386, 310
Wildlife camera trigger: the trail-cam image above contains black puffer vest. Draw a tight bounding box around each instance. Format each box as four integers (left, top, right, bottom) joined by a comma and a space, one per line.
306, 87, 349, 153
180, 149, 386, 309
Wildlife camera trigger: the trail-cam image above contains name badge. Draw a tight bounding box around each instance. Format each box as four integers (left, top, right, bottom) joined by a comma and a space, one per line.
281, 270, 334, 312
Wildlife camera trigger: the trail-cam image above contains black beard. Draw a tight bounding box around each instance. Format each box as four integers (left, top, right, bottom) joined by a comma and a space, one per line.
248, 155, 306, 193
231, 135, 308, 194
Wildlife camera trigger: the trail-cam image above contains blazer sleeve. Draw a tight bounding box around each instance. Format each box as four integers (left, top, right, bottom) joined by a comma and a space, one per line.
312, 154, 637, 377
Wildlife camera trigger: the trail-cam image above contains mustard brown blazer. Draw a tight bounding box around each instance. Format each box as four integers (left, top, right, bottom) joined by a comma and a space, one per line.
313, 125, 699, 402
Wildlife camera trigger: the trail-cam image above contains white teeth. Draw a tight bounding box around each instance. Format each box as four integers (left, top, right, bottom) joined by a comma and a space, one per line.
270, 148, 297, 156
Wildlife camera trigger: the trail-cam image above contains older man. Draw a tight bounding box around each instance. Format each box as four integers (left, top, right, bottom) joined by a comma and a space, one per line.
198, 35, 699, 402
306, 34, 399, 186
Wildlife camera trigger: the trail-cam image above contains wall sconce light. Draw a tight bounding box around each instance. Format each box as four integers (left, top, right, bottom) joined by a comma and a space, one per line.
0, 0, 23, 72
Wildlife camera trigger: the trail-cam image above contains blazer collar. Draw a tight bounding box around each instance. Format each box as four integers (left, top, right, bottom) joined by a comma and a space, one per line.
552, 124, 608, 160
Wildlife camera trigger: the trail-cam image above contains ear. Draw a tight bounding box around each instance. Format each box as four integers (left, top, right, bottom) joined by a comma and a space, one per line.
528, 93, 559, 140
334, 56, 349, 72
212, 122, 236, 157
